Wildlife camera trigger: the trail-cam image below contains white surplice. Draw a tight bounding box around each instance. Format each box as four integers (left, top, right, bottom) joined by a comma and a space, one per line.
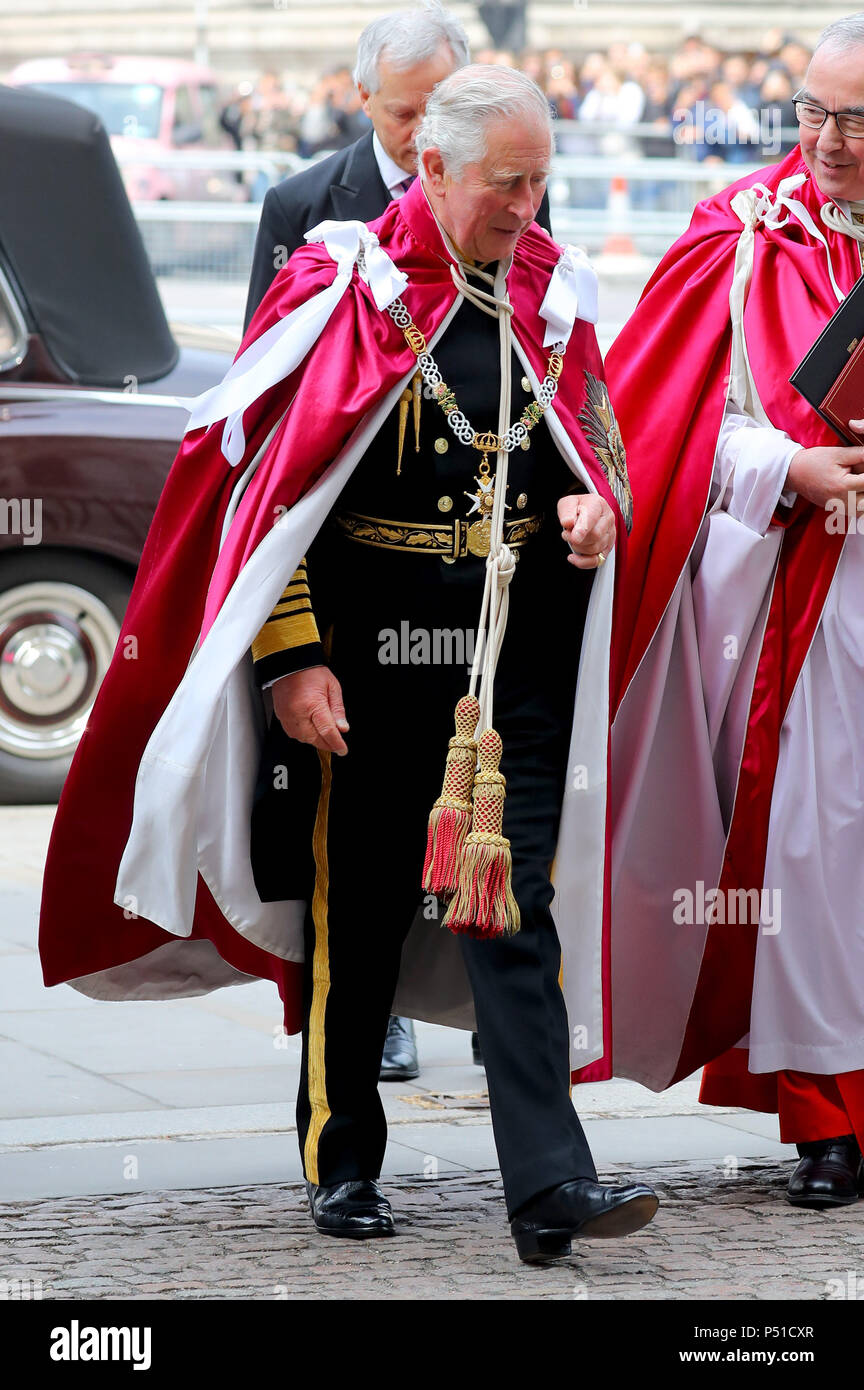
606, 187, 864, 1091
714, 403, 864, 1076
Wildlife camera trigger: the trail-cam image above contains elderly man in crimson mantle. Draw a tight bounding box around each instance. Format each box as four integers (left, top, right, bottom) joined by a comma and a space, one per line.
245, 3, 472, 1088
39, 67, 658, 1262
243, 4, 548, 1084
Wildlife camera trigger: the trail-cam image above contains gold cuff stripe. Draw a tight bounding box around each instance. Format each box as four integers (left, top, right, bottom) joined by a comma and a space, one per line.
304, 748, 333, 1185
275, 558, 310, 599
263, 557, 313, 623
269, 596, 314, 619
251, 610, 320, 660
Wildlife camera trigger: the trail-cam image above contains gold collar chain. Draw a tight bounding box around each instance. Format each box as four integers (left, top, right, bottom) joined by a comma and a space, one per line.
385, 295, 566, 471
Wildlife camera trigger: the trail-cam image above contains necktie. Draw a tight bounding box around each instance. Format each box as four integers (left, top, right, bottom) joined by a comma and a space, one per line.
396, 175, 415, 198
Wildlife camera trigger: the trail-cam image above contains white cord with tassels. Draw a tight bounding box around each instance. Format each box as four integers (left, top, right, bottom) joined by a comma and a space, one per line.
446, 258, 518, 737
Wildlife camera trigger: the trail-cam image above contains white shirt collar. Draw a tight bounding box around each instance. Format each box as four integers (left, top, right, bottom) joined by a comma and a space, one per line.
372, 131, 413, 197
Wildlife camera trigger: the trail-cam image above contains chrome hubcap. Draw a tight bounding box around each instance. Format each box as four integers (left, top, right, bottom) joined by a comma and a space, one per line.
0, 582, 120, 759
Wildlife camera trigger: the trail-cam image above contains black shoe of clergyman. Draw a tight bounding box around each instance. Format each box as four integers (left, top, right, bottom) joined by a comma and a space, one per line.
786, 1136, 864, 1210
306, 1180, 395, 1238
471, 1032, 485, 1068
379, 1015, 419, 1081
510, 1178, 660, 1263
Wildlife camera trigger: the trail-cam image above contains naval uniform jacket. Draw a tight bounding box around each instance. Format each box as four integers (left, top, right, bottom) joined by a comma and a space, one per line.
249, 279, 587, 901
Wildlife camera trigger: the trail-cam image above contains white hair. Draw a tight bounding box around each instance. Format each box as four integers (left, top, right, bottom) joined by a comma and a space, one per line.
415, 65, 553, 178
814, 13, 864, 55
353, 5, 469, 92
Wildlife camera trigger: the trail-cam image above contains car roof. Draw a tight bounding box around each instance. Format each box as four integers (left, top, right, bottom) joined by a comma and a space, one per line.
0, 83, 177, 386
8, 55, 222, 87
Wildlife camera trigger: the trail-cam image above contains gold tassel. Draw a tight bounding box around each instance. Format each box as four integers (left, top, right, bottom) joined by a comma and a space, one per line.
443, 727, 520, 939
422, 694, 479, 897
412, 370, 422, 452
396, 386, 412, 474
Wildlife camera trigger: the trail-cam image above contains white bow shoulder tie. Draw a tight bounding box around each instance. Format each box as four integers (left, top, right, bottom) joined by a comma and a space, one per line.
539, 244, 599, 347
178, 221, 407, 466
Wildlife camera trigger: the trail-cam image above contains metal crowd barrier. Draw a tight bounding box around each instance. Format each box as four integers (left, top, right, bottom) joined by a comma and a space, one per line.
552, 118, 801, 152
119, 146, 781, 279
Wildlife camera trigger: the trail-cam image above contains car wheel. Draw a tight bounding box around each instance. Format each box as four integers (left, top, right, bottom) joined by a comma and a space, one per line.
0, 551, 133, 804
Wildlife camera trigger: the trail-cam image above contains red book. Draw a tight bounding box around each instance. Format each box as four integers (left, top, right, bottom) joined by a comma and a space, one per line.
820, 337, 864, 444
790, 273, 864, 444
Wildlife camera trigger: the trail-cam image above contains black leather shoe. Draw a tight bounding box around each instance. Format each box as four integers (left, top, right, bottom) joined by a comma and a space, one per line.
379, 1015, 419, 1081
306, 1180, 395, 1238
786, 1136, 864, 1209
510, 1178, 660, 1263
471, 1032, 485, 1068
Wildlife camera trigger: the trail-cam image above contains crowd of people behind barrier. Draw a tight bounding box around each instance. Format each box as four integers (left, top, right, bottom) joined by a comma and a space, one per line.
220, 28, 812, 168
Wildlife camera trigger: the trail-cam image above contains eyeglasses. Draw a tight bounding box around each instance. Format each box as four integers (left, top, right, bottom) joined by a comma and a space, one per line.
793, 91, 864, 139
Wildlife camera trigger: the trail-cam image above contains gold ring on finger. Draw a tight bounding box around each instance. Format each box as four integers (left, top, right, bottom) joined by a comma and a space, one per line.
595, 551, 606, 567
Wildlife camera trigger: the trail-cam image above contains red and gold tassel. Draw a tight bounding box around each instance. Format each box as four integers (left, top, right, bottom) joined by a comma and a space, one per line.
422, 694, 479, 896
442, 727, 520, 939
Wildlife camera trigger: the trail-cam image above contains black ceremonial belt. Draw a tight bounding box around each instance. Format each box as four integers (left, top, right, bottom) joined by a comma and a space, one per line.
329, 509, 544, 560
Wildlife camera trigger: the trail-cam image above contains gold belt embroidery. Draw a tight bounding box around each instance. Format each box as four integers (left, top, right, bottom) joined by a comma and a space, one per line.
329, 509, 544, 559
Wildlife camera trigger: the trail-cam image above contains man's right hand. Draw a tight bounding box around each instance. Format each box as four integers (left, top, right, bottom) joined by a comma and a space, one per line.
786, 438, 864, 510
271, 666, 349, 755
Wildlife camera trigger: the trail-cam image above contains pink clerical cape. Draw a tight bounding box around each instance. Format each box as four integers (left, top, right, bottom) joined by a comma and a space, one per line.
594, 147, 863, 1090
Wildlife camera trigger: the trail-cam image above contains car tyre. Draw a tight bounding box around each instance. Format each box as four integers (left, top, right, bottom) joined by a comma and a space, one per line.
0, 549, 133, 804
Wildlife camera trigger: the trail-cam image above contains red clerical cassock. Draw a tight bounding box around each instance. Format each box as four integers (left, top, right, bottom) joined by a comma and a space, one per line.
598, 132, 864, 1193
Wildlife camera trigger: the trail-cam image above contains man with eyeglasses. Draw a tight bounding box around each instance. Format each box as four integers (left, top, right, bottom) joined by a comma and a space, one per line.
592, 16, 864, 1211
793, 91, 864, 143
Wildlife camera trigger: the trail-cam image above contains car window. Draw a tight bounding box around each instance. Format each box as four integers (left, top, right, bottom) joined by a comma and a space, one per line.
23, 82, 163, 139
0, 274, 27, 371
173, 85, 194, 129
198, 85, 223, 144
0, 301, 16, 357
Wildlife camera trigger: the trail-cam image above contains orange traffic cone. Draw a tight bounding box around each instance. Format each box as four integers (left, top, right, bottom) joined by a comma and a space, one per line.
602, 175, 637, 256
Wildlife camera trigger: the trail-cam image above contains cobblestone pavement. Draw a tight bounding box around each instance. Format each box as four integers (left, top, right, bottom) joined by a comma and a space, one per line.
2, 1160, 864, 1301
5, 810, 864, 1304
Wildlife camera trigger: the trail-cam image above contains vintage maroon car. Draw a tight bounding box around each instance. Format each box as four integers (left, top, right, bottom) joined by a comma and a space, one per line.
0, 84, 232, 801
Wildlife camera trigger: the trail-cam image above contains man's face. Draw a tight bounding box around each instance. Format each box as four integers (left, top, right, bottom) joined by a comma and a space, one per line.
358, 46, 457, 173
799, 48, 864, 202
422, 115, 551, 264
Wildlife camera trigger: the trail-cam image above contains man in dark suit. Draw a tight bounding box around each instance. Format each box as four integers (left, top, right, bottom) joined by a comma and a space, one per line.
244, 8, 553, 333
243, 7, 550, 1080
245, 8, 467, 332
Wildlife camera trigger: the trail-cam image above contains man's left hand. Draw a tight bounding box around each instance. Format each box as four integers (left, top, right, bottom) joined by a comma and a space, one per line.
557, 494, 616, 569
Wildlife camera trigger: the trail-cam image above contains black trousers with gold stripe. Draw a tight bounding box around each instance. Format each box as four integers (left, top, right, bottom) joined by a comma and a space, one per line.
287, 531, 598, 1218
